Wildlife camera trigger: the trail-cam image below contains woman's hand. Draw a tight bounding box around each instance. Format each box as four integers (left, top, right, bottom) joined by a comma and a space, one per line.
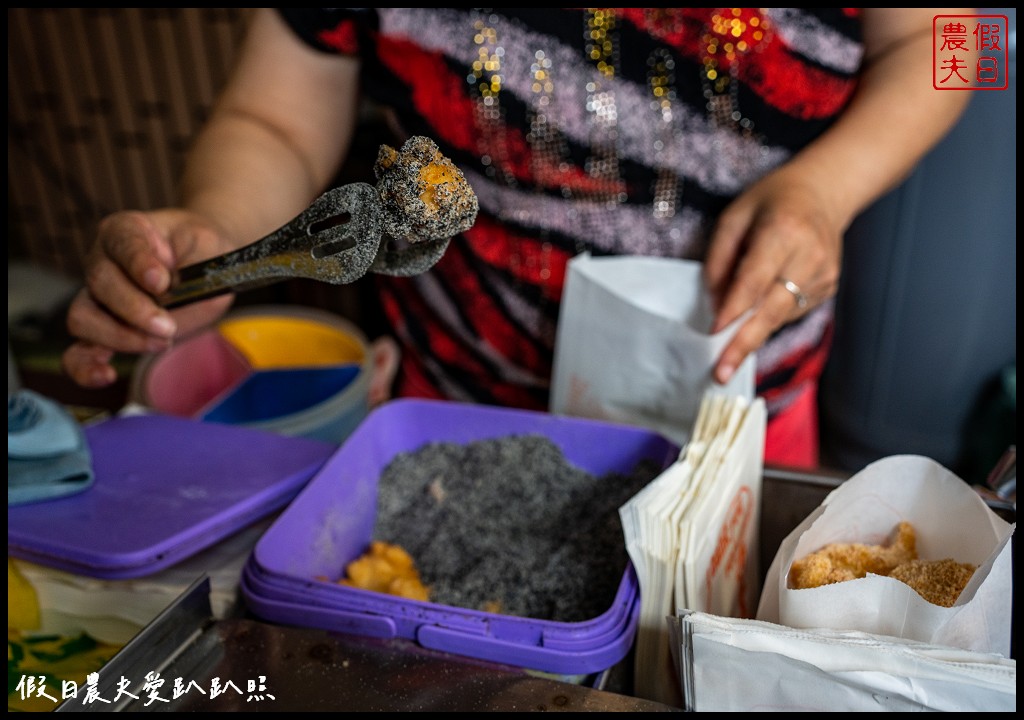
704, 8, 973, 386
62, 209, 235, 388
703, 166, 843, 384
64, 9, 362, 389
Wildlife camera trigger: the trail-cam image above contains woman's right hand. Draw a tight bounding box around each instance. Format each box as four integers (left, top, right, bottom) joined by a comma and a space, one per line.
63, 9, 364, 389
62, 208, 235, 388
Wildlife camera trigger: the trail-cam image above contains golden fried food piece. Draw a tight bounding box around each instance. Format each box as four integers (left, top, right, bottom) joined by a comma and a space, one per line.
339, 540, 430, 602
888, 558, 976, 608
788, 521, 917, 589
374, 136, 479, 243
787, 521, 978, 607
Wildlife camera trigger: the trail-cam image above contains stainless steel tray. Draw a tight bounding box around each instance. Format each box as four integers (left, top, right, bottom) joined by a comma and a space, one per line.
55, 576, 674, 712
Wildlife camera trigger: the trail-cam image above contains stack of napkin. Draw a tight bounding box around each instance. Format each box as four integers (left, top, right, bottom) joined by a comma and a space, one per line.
620, 391, 766, 706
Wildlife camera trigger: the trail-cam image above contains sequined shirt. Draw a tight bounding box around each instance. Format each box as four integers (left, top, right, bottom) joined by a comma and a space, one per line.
278, 8, 864, 418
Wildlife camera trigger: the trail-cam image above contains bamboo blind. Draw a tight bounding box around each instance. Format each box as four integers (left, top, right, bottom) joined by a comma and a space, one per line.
8, 8, 253, 278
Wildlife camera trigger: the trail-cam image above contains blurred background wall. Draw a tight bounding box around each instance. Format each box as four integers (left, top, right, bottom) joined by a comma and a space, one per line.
8, 8, 252, 276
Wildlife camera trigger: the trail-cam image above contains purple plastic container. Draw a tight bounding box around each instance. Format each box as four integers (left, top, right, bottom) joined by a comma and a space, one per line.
7, 414, 335, 579
243, 399, 677, 675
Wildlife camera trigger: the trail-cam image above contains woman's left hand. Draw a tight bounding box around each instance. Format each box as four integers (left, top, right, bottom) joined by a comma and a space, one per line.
703, 166, 844, 384
702, 7, 974, 387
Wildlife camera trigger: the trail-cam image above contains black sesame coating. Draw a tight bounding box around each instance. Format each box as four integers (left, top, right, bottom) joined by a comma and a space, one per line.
374, 136, 479, 243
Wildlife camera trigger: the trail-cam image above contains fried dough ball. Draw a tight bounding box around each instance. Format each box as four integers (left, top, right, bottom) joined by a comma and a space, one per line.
374, 136, 479, 243
339, 540, 430, 602
788, 521, 917, 589
788, 521, 977, 607
888, 558, 976, 608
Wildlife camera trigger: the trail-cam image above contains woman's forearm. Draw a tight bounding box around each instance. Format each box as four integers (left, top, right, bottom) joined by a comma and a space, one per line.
178, 8, 361, 248
773, 8, 973, 233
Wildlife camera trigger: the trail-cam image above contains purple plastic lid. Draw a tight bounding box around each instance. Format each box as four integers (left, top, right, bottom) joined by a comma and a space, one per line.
7, 414, 335, 579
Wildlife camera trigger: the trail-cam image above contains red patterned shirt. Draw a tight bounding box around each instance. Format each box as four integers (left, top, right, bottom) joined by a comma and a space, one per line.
279, 8, 864, 427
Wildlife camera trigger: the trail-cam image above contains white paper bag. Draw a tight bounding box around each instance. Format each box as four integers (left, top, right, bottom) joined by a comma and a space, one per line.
550, 254, 754, 446
757, 455, 1015, 657
673, 611, 1016, 712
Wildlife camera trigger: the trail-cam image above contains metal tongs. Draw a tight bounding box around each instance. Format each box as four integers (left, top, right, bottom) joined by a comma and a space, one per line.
158, 183, 451, 309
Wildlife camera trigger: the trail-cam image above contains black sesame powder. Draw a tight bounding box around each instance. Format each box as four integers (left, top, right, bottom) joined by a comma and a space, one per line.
373, 434, 662, 622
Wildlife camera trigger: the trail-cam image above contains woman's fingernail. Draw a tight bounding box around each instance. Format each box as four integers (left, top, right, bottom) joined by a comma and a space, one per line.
144, 268, 166, 293
92, 367, 116, 386
717, 364, 735, 384
149, 314, 176, 338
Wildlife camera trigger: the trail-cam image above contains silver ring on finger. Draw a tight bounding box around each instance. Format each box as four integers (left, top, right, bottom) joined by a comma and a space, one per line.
777, 277, 808, 310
